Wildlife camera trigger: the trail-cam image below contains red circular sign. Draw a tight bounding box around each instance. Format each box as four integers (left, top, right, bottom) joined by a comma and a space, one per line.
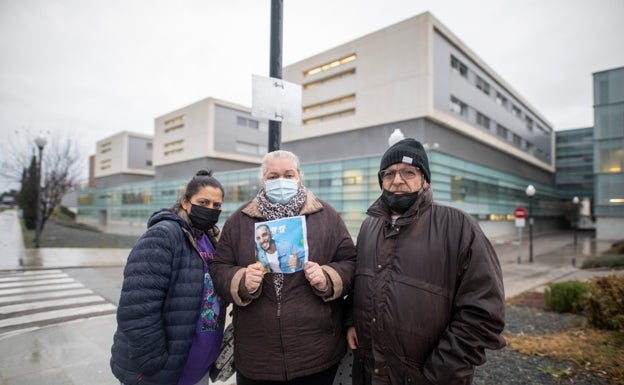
514, 207, 527, 218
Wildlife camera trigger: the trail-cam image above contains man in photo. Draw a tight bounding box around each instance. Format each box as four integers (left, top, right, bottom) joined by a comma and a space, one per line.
255, 224, 303, 273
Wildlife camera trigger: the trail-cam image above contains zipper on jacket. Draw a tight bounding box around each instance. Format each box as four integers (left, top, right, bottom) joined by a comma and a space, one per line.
277, 300, 282, 317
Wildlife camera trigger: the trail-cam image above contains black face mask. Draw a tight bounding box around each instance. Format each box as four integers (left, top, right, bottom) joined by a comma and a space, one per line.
188, 204, 221, 232
381, 190, 419, 214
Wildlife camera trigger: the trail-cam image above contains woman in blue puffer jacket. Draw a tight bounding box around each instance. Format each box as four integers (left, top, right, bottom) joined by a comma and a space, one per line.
110, 169, 226, 385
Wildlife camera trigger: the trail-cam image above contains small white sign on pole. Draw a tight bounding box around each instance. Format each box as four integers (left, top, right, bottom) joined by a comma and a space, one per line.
515, 218, 526, 228
251, 74, 302, 125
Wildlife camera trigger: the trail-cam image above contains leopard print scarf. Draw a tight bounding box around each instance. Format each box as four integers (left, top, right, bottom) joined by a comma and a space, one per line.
256, 187, 307, 221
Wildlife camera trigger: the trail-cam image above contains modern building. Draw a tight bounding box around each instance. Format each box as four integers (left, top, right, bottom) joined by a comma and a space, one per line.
555, 127, 594, 229
593, 66, 624, 240
152, 97, 268, 181
94, 131, 154, 188
280, 11, 558, 236
77, 12, 567, 240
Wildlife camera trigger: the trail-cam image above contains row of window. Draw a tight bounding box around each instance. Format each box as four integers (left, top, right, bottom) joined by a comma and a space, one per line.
450, 95, 552, 161
303, 54, 357, 77
300, 54, 358, 125
451, 55, 549, 135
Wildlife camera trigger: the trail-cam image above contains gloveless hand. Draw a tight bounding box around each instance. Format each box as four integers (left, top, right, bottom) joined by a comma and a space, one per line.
304, 261, 328, 291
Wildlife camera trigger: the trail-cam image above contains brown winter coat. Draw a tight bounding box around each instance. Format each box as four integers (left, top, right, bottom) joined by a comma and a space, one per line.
210, 191, 356, 381
351, 188, 506, 385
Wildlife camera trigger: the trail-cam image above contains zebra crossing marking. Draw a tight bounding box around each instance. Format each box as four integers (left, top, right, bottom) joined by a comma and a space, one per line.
0, 269, 117, 337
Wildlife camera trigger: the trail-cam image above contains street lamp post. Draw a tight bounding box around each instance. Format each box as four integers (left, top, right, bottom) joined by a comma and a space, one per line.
525, 184, 536, 263
34, 134, 47, 248
572, 196, 580, 246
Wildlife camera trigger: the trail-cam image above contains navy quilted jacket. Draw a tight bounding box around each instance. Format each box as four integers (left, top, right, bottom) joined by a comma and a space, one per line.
110, 209, 209, 385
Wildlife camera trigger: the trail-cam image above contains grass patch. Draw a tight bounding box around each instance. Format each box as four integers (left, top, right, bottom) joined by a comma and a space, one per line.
505, 328, 624, 382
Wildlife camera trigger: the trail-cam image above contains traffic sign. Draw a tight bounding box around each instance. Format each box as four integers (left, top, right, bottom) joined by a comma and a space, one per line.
514, 207, 527, 219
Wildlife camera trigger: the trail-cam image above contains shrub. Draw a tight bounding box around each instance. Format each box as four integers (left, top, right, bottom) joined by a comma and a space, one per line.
544, 281, 589, 313
605, 240, 624, 255
585, 274, 624, 331
582, 254, 624, 269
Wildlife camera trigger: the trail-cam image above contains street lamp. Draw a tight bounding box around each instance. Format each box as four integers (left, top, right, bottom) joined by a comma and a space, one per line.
34, 134, 47, 248
572, 196, 580, 246
525, 184, 536, 263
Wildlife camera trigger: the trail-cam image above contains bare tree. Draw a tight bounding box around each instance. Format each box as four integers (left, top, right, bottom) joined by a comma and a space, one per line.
0, 129, 87, 233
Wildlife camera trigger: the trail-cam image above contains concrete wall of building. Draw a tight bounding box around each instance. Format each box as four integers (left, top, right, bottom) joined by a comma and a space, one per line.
94, 132, 154, 179
431, 30, 553, 167
153, 98, 213, 167
282, 13, 432, 142
153, 97, 265, 171
95, 173, 155, 188
596, 217, 624, 241
213, 104, 268, 156
127, 135, 153, 170
154, 157, 260, 182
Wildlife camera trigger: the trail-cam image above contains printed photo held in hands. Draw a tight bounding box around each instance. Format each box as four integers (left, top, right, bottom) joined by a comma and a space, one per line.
254, 216, 308, 273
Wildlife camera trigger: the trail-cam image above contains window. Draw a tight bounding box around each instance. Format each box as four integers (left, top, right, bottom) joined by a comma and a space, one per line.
304, 54, 356, 77
599, 145, 624, 173
164, 114, 185, 133
237, 116, 260, 129
303, 94, 355, 114
449, 96, 468, 116
476, 76, 490, 95
303, 69, 356, 89
164, 114, 185, 126
476, 112, 490, 129
512, 134, 522, 146
496, 124, 508, 139
303, 108, 355, 125
512, 105, 522, 118
450, 55, 468, 78
525, 116, 534, 131
496, 93, 508, 108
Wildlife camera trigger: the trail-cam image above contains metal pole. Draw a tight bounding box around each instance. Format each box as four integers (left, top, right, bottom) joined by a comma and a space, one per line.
268, 0, 283, 152
35, 146, 43, 248
517, 226, 522, 264
528, 196, 533, 263
573, 202, 578, 246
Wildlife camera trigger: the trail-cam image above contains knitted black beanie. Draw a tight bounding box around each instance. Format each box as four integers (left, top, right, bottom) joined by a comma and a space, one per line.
378, 138, 431, 187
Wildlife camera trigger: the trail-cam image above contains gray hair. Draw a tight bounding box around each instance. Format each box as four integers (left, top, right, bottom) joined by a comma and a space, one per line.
259, 150, 304, 181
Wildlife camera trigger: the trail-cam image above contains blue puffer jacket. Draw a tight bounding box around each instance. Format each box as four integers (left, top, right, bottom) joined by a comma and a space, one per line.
110, 209, 209, 385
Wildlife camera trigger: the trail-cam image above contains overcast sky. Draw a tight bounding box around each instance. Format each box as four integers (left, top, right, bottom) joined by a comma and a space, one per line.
1, 0, 623, 191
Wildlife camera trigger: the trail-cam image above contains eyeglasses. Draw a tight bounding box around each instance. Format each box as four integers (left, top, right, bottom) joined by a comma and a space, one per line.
378, 167, 420, 182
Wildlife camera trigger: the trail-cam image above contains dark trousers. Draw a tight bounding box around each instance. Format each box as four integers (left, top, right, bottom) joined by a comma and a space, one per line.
236, 363, 339, 385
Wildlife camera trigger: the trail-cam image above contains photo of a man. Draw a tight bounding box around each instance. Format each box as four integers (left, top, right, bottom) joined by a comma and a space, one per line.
254, 217, 307, 273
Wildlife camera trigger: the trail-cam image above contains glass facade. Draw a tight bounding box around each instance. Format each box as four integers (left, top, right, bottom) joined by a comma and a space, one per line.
593, 67, 624, 216
77, 151, 563, 238
555, 127, 594, 200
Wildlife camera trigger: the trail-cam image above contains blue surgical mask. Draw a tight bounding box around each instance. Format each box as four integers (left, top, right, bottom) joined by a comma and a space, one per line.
264, 178, 299, 204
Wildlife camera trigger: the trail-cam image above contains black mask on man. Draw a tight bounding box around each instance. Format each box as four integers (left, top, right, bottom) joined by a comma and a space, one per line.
188, 204, 221, 232
381, 190, 419, 214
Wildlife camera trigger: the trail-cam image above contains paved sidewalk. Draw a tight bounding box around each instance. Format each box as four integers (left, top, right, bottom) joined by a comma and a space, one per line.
0, 209, 620, 385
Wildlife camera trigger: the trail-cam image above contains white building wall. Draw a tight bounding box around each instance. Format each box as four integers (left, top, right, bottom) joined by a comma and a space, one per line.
94, 131, 153, 178
282, 14, 433, 141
